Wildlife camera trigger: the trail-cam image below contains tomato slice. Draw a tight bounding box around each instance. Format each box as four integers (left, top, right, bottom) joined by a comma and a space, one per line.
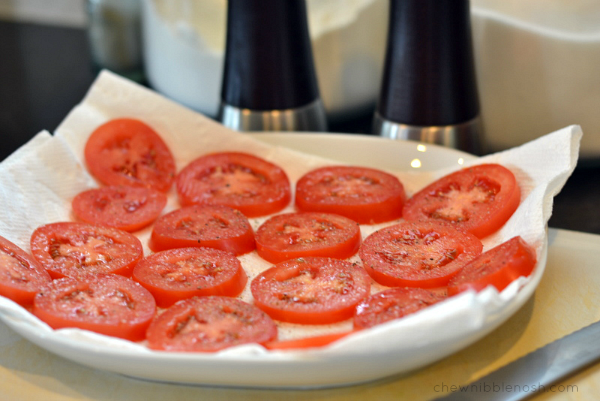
132, 247, 247, 308
402, 163, 521, 238
72, 185, 167, 232
149, 205, 255, 255
447, 236, 537, 295
0, 235, 52, 306
250, 257, 372, 325
294, 166, 406, 224
359, 221, 483, 288
146, 296, 278, 352
264, 331, 355, 350
255, 212, 361, 263
32, 274, 156, 341
84, 118, 176, 192
30, 222, 144, 279
176, 152, 291, 217
353, 287, 446, 330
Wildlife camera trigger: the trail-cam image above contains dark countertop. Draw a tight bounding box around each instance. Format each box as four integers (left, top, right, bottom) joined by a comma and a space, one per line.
1, 19, 598, 235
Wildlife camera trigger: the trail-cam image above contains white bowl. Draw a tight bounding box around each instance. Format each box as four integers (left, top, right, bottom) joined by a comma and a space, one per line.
471, 0, 600, 160
141, 0, 388, 122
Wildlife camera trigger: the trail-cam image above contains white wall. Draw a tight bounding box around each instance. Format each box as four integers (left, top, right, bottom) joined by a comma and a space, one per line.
0, 0, 87, 27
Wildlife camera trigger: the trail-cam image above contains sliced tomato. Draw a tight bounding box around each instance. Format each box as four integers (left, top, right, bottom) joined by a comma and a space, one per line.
255, 212, 361, 263
84, 118, 176, 192
353, 287, 446, 330
72, 185, 167, 232
264, 331, 355, 350
448, 236, 537, 295
149, 205, 255, 255
359, 221, 483, 288
32, 274, 156, 341
146, 296, 277, 352
30, 222, 144, 279
294, 166, 406, 224
176, 152, 291, 217
250, 257, 371, 325
0, 235, 52, 306
132, 247, 247, 308
402, 163, 521, 238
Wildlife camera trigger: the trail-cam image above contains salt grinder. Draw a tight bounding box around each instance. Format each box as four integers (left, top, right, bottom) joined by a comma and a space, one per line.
219, 0, 327, 132
373, 0, 482, 154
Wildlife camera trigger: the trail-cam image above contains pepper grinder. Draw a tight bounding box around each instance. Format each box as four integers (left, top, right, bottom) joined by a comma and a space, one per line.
219, 0, 327, 132
373, 0, 482, 154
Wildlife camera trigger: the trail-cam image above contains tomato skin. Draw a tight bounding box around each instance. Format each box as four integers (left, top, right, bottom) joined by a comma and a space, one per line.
176, 152, 291, 217
32, 274, 156, 341
264, 331, 355, 350
72, 186, 167, 232
84, 118, 176, 192
447, 236, 537, 295
30, 222, 144, 279
250, 257, 372, 325
0, 235, 52, 306
359, 221, 483, 288
402, 163, 521, 238
132, 247, 248, 308
149, 205, 255, 255
255, 212, 361, 264
146, 296, 278, 352
295, 166, 406, 224
353, 287, 446, 330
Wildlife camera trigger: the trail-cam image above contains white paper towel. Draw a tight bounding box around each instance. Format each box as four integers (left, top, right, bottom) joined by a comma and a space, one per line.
0, 70, 582, 361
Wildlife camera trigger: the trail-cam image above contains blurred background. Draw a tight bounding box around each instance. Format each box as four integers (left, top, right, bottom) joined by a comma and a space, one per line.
0, 0, 599, 233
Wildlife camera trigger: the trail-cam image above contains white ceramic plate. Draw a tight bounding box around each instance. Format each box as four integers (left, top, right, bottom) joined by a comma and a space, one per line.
0, 133, 547, 389
252, 132, 474, 172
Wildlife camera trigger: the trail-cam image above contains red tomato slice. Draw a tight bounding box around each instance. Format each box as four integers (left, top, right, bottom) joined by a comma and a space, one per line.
447, 236, 537, 295
402, 163, 521, 238
132, 247, 247, 308
146, 296, 277, 352
32, 274, 156, 341
255, 212, 361, 263
264, 331, 355, 350
353, 287, 446, 330
294, 166, 406, 224
30, 222, 144, 279
250, 257, 372, 325
176, 152, 291, 217
359, 221, 483, 288
149, 205, 255, 255
72, 185, 167, 232
0, 235, 52, 306
84, 118, 176, 192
